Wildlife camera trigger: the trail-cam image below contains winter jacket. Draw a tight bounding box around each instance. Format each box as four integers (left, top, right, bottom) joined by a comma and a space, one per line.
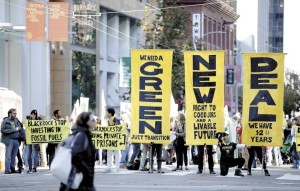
1, 117, 22, 145
59, 125, 96, 191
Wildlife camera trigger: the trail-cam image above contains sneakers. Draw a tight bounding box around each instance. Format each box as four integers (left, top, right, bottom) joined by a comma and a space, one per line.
210, 170, 216, 174
234, 169, 244, 176
178, 166, 183, 170
247, 171, 252, 175
264, 169, 270, 176
157, 169, 164, 173
197, 170, 203, 174
148, 168, 153, 173
4, 171, 11, 174
32, 168, 37, 173
185, 167, 189, 171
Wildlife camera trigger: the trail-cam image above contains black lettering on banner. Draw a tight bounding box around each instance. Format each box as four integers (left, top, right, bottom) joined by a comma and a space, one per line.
139, 106, 162, 134
249, 107, 276, 122
140, 77, 162, 90
193, 88, 215, 103
298, 127, 300, 134
249, 57, 278, 122
139, 121, 162, 134
251, 74, 278, 89
193, 72, 216, 87
140, 91, 162, 102
251, 57, 277, 72
250, 90, 276, 105
140, 62, 163, 75
193, 55, 216, 70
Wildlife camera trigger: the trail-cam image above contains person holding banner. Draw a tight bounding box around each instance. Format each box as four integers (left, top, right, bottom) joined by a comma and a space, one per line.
290, 117, 300, 169
247, 146, 270, 176
104, 108, 121, 173
172, 113, 189, 171
47, 109, 62, 168
24, 110, 42, 173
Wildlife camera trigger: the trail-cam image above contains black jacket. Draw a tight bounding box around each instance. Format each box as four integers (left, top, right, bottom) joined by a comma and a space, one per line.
60, 125, 96, 191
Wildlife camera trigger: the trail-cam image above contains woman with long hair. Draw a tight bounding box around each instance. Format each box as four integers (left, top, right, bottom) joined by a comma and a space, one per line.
59, 112, 97, 191
172, 113, 189, 171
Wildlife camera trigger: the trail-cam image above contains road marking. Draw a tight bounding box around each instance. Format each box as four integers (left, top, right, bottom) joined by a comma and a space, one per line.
277, 173, 300, 180
24, 182, 41, 184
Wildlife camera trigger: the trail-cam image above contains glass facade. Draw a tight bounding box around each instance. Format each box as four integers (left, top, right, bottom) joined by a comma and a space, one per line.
268, 0, 284, 52
72, 0, 97, 48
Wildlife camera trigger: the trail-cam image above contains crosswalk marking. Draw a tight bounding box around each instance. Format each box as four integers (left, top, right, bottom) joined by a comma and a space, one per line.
277, 173, 300, 180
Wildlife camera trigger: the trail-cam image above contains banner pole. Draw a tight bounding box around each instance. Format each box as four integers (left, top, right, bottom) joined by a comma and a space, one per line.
203, 143, 206, 174
149, 142, 153, 173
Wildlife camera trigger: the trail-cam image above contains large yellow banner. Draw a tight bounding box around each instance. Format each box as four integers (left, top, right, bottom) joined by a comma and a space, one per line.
130, 49, 173, 144
184, 51, 224, 145
295, 125, 300, 151
92, 124, 126, 150
24, 119, 70, 144
242, 53, 284, 147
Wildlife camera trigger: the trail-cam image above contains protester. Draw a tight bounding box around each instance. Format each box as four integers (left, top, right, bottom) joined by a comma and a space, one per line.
247, 146, 271, 176
236, 119, 249, 170
172, 113, 189, 171
59, 111, 96, 191
149, 143, 164, 173
47, 109, 63, 168
24, 110, 41, 173
1, 108, 22, 174
104, 108, 121, 173
290, 117, 300, 169
217, 132, 248, 176
197, 144, 215, 174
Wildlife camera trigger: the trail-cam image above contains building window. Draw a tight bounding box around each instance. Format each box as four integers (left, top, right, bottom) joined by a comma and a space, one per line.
72, 0, 97, 48
72, 51, 96, 111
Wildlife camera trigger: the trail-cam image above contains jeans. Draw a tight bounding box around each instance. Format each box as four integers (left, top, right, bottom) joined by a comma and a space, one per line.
25, 144, 39, 170
120, 143, 130, 164
129, 143, 141, 163
107, 150, 120, 170
5, 139, 20, 173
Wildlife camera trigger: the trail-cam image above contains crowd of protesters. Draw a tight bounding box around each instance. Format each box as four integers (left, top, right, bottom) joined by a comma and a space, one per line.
1, 108, 300, 177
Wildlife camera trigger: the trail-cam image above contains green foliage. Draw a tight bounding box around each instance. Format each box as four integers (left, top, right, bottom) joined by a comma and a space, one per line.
142, 0, 194, 103
284, 84, 300, 117
72, 51, 96, 111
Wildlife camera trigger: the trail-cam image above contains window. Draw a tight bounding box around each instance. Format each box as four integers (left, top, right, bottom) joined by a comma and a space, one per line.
72, 51, 96, 111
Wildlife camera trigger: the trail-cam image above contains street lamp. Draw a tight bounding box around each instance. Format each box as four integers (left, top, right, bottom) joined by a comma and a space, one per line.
193, 30, 226, 50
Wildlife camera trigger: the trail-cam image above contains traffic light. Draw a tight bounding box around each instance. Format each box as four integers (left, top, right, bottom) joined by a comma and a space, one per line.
226, 68, 234, 85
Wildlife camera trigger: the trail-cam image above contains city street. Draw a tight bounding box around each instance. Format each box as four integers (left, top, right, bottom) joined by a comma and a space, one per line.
0, 164, 299, 191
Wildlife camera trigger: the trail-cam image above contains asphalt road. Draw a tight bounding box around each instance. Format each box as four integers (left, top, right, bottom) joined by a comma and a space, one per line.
0, 164, 300, 191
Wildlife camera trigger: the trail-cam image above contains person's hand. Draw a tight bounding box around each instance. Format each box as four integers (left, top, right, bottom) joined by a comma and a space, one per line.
246, 144, 251, 148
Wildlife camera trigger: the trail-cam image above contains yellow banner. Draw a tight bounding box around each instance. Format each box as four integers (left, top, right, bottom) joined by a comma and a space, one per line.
296, 125, 300, 152
184, 51, 224, 145
25, 119, 70, 144
130, 49, 173, 144
92, 124, 126, 150
242, 53, 284, 147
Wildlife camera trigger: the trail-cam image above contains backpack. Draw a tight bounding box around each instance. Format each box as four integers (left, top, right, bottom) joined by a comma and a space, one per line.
50, 132, 88, 190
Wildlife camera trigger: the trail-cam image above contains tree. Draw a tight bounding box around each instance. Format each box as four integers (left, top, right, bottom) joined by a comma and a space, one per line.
141, 0, 195, 110
284, 84, 300, 118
